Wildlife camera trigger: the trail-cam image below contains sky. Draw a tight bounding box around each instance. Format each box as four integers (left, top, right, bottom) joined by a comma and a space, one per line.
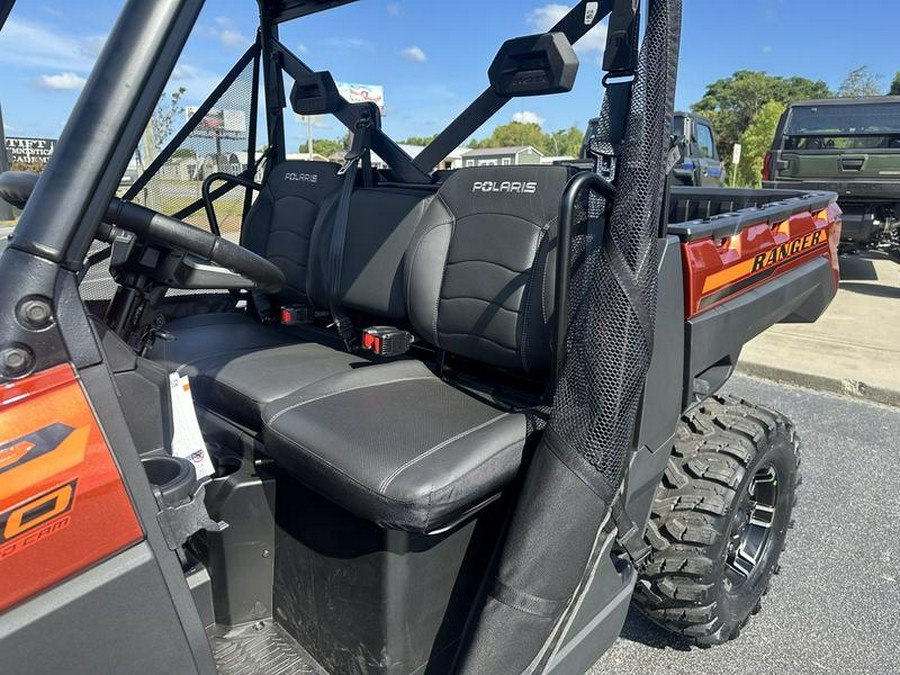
1, 0, 899, 152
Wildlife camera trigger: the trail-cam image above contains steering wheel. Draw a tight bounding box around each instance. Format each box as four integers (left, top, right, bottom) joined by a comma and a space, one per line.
0, 171, 285, 291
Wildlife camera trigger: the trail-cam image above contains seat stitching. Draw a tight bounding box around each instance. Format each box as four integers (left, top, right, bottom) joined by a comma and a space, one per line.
265, 425, 420, 507
519, 227, 546, 374
266, 375, 435, 424
437, 333, 518, 353
379, 413, 508, 494
444, 259, 529, 275
179, 344, 289, 369
454, 212, 545, 229
405, 216, 453, 345
540, 215, 559, 327
434, 194, 456, 346
426, 434, 526, 504
440, 297, 520, 313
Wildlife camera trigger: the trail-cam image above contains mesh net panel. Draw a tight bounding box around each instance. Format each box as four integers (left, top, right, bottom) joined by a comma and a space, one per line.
77, 54, 258, 306
128, 55, 257, 240
549, 0, 680, 490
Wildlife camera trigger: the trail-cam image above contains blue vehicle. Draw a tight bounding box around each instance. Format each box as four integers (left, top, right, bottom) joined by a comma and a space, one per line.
671, 111, 726, 186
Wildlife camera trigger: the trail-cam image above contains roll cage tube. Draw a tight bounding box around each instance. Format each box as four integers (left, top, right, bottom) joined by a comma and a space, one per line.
415, 0, 614, 174
8, 0, 207, 269
272, 39, 431, 184
0, 3, 13, 32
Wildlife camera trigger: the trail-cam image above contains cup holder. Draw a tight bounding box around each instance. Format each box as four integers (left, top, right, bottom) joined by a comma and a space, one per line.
141, 455, 197, 507
213, 454, 242, 479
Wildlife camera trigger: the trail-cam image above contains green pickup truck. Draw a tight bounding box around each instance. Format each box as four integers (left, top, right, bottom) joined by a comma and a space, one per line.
764, 96, 900, 255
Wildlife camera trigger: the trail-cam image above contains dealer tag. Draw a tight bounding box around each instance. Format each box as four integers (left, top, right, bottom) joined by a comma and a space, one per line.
169, 373, 214, 480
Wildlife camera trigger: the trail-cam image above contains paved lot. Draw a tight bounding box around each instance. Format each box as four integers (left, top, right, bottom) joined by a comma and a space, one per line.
591, 374, 900, 675
740, 252, 900, 407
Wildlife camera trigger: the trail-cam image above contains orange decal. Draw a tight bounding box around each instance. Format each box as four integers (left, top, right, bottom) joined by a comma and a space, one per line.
0, 364, 143, 612
0, 441, 36, 471
682, 206, 841, 318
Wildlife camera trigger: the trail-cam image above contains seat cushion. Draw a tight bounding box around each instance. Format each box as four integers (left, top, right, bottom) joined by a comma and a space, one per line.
151, 313, 368, 429
151, 313, 301, 373
261, 360, 529, 532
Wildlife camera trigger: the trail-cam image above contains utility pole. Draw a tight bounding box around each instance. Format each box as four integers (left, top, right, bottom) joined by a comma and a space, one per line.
0, 103, 14, 221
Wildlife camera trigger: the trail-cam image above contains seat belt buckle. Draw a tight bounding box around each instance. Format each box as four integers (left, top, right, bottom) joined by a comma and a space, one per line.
361, 326, 414, 357
280, 305, 313, 326
337, 155, 359, 176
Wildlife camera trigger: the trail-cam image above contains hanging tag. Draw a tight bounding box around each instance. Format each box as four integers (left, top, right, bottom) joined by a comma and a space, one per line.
169, 373, 214, 480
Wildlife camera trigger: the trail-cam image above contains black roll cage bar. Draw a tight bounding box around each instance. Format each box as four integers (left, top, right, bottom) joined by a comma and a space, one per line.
3, 0, 636, 276
257, 0, 617, 182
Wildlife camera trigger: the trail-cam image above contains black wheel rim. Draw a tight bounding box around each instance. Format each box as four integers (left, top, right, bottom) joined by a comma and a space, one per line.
725, 463, 780, 589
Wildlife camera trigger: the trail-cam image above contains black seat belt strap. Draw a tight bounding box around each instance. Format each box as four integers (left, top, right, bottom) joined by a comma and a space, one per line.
594, 1, 640, 182
329, 110, 374, 349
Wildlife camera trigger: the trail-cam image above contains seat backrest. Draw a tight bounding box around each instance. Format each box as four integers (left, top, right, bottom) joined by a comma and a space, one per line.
405, 166, 573, 377
307, 186, 436, 321
241, 161, 342, 304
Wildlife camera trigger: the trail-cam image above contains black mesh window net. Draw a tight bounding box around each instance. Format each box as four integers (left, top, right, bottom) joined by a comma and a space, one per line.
77, 44, 261, 307
124, 45, 260, 239
458, 1, 682, 672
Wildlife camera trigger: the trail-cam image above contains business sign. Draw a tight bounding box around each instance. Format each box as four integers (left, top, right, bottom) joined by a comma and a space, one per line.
185, 107, 247, 139
6, 137, 57, 165
336, 82, 385, 114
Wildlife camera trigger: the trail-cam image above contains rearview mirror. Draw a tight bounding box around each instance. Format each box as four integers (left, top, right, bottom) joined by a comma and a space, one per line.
488, 32, 579, 98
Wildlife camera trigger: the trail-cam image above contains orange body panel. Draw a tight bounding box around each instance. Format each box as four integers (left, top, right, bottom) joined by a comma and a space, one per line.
0, 364, 143, 612
682, 203, 842, 318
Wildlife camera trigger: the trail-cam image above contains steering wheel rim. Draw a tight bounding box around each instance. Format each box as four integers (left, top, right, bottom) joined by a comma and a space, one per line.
0, 171, 285, 290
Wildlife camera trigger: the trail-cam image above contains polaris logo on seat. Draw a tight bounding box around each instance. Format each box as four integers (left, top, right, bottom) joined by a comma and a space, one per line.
284, 172, 319, 183
472, 181, 537, 194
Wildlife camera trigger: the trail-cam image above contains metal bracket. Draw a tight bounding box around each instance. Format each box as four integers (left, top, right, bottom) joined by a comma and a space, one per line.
155, 483, 228, 551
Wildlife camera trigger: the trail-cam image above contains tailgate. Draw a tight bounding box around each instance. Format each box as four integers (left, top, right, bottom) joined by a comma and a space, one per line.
668, 187, 842, 317
668, 187, 843, 407
772, 150, 900, 200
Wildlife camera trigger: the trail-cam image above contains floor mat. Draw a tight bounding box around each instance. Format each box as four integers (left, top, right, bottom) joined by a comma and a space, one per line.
211, 621, 325, 675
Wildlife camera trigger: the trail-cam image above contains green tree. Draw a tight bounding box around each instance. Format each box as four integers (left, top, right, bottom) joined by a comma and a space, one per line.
470, 121, 547, 151
838, 66, 883, 97
735, 101, 784, 188
692, 71, 830, 164
310, 138, 345, 157
546, 126, 584, 157
887, 71, 900, 96
150, 87, 187, 152
399, 135, 438, 146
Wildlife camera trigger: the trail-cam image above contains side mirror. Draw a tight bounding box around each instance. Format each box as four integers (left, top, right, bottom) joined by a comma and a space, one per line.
290, 70, 340, 116
488, 32, 579, 98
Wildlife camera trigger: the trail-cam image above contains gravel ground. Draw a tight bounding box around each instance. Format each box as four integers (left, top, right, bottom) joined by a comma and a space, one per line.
590, 375, 900, 675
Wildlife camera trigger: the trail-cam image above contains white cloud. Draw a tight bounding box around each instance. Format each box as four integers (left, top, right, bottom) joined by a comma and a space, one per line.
401, 46, 427, 63
297, 43, 309, 54
293, 113, 334, 130
325, 37, 375, 51
36, 72, 87, 91
387, 3, 401, 15
171, 62, 221, 99
220, 29, 249, 48
762, 45, 773, 54
0, 18, 103, 72
213, 17, 250, 49
512, 110, 545, 126
526, 4, 608, 54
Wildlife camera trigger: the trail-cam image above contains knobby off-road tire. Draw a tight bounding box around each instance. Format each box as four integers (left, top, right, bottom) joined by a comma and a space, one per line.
634, 394, 801, 645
